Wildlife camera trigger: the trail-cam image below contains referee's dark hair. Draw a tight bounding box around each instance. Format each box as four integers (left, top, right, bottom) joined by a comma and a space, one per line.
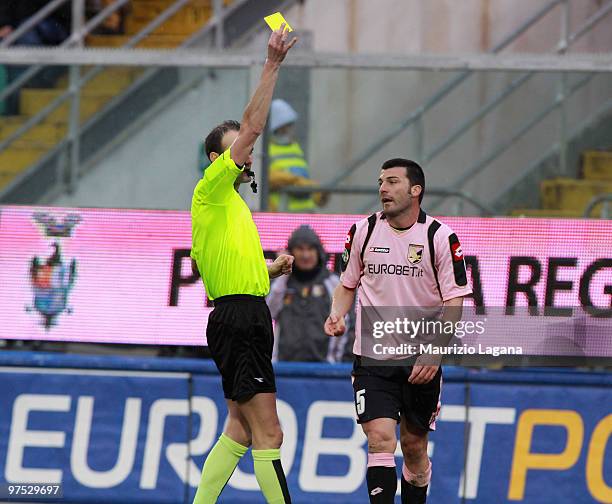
205, 120, 241, 160
381, 158, 425, 204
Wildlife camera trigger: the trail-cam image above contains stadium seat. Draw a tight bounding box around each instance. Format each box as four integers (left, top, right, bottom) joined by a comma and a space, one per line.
511, 150, 612, 218
541, 177, 612, 214
581, 150, 612, 181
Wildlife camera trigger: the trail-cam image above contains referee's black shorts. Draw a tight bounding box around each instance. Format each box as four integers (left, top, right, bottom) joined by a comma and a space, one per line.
206, 294, 276, 402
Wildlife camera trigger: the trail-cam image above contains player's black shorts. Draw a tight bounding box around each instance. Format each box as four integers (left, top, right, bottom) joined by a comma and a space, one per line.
206, 295, 276, 402
351, 356, 442, 431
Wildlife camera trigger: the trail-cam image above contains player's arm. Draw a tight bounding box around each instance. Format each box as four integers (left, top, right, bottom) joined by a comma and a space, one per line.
410, 228, 472, 384
409, 295, 465, 384
230, 25, 297, 166
431, 295, 465, 351
441, 295, 464, 322
324, 284, 356, 337
325, 222, 362, 336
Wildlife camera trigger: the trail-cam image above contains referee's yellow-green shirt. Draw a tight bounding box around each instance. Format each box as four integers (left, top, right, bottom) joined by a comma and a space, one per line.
190, 148, 270, 300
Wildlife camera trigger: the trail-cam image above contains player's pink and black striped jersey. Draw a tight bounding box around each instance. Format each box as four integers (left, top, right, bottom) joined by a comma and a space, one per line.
340, 210, 473, 356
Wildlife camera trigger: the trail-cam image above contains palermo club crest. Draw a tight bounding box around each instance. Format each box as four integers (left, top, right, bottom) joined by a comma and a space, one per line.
26, 213, 81, 329
408, 243, 424, 264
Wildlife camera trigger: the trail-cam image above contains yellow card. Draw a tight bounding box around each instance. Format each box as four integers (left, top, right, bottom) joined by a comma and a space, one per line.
264, 12, 293, 32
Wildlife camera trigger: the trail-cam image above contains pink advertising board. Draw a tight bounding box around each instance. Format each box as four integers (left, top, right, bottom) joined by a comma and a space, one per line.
0, 206, 610, 353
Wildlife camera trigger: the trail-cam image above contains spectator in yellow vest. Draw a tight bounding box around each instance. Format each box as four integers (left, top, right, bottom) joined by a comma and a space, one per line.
268, 99, 328, 211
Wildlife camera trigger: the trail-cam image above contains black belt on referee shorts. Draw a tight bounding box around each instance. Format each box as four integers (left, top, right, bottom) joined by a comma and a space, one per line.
212, 294, 266, 306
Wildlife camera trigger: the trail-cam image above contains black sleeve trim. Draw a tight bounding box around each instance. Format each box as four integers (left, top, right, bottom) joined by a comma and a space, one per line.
360, 213, 378, 263
341, 223, 357, 272
427, 220, 442, 300
449, 233, 468, 287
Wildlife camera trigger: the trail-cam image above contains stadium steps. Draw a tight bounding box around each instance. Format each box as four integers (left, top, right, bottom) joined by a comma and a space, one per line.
511, 150, 612, 218
541, 178, 612, 211
0, 0, 222, 191
0, 67, 133, 176
19, 89, 117, 122
124, 0, 214, 36
496, 103, 612, 217
0, 147, 50, 178
55, 67, 141, 91
0, 120, 67, 143
85, 0, 221, 46
86, 34, 188, 48
0, 68, 141, 189
0, 0, 297, 203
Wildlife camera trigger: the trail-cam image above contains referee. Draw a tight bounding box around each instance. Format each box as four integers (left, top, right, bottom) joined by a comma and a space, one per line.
191, 25, 296, 504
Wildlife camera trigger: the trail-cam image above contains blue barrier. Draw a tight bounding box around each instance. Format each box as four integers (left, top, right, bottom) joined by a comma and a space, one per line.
1, 351, 610, 385
0, 351, 610, 503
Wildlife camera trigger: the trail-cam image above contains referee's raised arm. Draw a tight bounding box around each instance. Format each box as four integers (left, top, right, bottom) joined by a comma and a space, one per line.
230, 24, 297, 166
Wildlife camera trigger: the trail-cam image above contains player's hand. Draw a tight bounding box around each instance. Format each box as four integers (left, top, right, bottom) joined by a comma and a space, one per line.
408, 355, 441, 385
324, 312, 346, 337
269, 254, 294, 278
267, 23, 298, 65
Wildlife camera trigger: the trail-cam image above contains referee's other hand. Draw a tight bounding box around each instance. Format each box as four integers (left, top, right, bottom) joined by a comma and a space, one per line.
267, 23, 298, 66
324, 313, 346, 337
270, 254, 294, 278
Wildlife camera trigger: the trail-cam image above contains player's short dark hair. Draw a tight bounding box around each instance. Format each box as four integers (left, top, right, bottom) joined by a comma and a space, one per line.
204, 120, 241, 160
381, 158, 425, 203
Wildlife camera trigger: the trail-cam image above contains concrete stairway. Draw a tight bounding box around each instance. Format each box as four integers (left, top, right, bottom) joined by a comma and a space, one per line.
86, 0, 218, 48
0, 0, 222, 191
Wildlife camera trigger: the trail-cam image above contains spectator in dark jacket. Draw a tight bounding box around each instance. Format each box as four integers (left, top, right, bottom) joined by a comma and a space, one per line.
267, 225, 351, 362
0, 1, 71, 114
0, 1, 70, 44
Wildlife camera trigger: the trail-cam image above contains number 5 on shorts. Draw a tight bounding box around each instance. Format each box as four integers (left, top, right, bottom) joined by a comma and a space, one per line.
356, 389, 366, 415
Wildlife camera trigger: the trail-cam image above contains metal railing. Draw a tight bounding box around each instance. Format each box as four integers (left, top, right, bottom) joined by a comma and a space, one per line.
426, 0, 612, 212
0, 0, 268, 201
0, 0, 129, 107
0, 0, 610, 211
344, 0, 612, 213
0, 0, 70, 49
276, 185, 496, 216
325, 0, 571, 192
0, 0, 237, 195
488, 98, 612, 212
583, 194, 612, 219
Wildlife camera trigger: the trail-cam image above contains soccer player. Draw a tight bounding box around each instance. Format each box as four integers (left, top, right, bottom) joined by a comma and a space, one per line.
324, 159, 473, 504
190, 25, 297, 504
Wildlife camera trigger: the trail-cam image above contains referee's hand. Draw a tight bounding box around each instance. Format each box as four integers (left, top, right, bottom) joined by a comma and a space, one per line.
267, 23, 298, 66
269, 254, 294, 278
324, 313, 346, 337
